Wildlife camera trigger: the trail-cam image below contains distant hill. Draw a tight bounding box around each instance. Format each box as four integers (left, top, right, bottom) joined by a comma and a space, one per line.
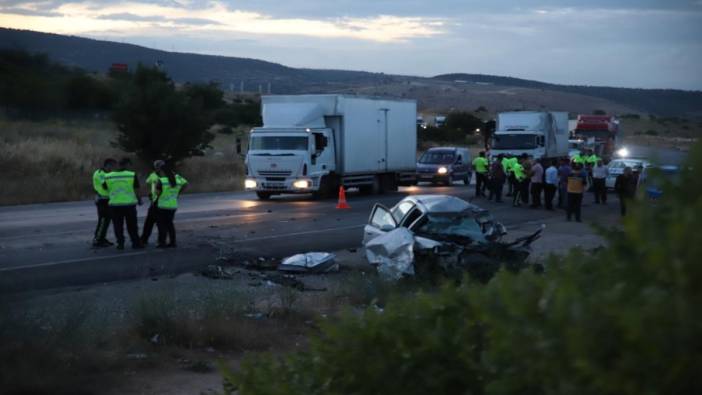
433, 74, 702, 117
1, 28, 700, 117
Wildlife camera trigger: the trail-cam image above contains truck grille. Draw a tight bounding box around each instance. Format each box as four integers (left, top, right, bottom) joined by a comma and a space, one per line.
258, 170, 292, 177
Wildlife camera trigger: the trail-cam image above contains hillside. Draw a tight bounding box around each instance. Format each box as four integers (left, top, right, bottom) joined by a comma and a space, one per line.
1, 28, 700, 117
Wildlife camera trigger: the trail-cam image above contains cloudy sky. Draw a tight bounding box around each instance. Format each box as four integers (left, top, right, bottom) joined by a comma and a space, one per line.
1, 0, 701, 90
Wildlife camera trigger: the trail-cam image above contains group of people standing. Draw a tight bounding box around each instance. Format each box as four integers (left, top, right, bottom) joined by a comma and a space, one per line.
473, 149, 640, 221
92, 158, 188, 250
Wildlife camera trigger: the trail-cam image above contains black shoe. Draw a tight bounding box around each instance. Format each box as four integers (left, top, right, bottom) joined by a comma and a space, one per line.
166, 243, 177, 248
117, 243, 125, 250
92, 240, 109, 248
102, 239, 114, 246
156, 243, 168, 249
132, 242, 144, 249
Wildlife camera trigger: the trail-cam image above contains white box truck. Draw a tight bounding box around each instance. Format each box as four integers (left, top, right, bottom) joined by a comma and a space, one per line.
489, 111, 568, 161
243, 95, 417, 200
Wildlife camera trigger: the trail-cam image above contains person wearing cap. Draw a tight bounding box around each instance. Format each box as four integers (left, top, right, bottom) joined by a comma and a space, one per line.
141, 160, 165, 245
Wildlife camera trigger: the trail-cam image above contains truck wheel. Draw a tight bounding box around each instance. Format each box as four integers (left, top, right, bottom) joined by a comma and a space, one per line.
256, 192, 272, 200
382, 174, 398, 192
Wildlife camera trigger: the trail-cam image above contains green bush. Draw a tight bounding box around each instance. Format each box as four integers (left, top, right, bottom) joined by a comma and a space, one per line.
226, 144, 702, 395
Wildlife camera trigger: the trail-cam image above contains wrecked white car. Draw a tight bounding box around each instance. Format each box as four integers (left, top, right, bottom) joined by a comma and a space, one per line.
363, 195, 543, 282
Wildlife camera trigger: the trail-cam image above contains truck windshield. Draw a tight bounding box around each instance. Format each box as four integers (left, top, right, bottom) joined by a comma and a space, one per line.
419, 151, 455, 164
250, 136, 309, 151
492, 134, 537, 149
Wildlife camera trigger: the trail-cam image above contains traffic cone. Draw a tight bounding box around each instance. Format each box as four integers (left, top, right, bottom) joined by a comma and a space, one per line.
336, 186, 351, 209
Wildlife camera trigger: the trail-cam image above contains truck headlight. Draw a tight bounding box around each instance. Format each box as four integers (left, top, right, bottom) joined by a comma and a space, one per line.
616, 147, 629, 157
437, 166, 448, 175
293, 179, 310, 189
244, 179, 257, 189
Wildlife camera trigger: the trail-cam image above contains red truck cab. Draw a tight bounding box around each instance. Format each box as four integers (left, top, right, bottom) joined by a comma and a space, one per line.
572, 115, 619, 160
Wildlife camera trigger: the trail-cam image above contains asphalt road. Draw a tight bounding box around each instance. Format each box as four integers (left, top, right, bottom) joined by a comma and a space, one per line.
0, 183, 574, 294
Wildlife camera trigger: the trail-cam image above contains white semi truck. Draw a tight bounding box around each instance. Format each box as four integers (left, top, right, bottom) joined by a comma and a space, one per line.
489, 111, 568, 161
243, 95, 417, 200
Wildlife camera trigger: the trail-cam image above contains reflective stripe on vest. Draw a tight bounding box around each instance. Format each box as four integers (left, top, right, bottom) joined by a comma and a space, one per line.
105, 171, 137, 206
157, 175, 187, 209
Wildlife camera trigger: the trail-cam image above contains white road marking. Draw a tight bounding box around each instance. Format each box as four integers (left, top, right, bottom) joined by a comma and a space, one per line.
0, 250, 162, 272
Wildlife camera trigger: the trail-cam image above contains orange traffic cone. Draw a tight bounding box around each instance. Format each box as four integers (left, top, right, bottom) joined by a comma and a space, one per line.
336, 186, 351, 209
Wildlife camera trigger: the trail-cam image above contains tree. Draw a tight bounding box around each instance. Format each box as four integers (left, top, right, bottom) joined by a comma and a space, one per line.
112, 65, 214, 163
445, 111, 483, 134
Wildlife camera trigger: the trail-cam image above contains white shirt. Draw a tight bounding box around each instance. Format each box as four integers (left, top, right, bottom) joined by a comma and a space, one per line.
593, 165, 608, 179
530, 163, 543, 183
545, 166, 558, 185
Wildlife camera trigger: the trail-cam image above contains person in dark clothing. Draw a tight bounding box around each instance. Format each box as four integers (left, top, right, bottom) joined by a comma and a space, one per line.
566, 163, 588, 222
592, 160, 608, 204
529, 159, 544, 208
615, 166, 637, 216
488, 154, 506, 203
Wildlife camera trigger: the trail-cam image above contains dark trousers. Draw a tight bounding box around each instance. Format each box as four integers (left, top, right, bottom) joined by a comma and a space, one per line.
488, 179, 504, 202
521, 180, 530, 204
558, 183, 567, 208
475, 172, 487, 196
593, 178, 607, 204
507, 174, 514, 196
93, 198, 111, 242
513, 179, 529, 206
618, 194, 628, 216
111, 205, 140, 245
157, 208, 177, 246
566, 193, 583, 221
141, 203, 158, 243
544, 184, 557, 210
530, 182, 543, 207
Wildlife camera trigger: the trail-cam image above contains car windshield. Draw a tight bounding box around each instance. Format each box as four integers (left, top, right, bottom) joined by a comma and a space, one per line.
492, 134, 537, 149
419, 151, 455, 164
250, 136, 308, 151
609, 160, 645, 169
414, 213, 486, 244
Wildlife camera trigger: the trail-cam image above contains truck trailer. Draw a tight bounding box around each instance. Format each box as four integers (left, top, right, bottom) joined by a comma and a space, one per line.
489, 111, 569, 161
243, 95, 417, 200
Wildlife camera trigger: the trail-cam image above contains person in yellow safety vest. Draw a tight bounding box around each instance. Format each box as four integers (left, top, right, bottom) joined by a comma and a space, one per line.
155, 164, 188, 248
504, 156, 517, 196
472, 151, 489, 198
512, 156, 527, 207
92, 158, 116, 247
572, 150, 587, 166
140, 160, 165, 245
103, 158, 143, 250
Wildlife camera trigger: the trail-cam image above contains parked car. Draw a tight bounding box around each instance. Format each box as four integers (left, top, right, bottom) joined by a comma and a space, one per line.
416, 147, 472, 185
606, 158, 650, 190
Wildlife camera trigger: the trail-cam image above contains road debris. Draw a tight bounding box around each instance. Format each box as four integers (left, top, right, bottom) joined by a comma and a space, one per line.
278, 252, 338, 273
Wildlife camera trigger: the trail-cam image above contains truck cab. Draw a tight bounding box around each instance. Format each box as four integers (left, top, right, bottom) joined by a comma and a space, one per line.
245, 127, 335, 200
489, 111, 568, 161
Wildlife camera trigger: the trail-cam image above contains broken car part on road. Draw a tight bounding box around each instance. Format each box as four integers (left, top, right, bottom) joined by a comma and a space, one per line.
362, 195, 544, 282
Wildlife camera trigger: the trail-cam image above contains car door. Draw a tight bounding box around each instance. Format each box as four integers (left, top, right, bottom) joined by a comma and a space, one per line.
363, 203, 398, 244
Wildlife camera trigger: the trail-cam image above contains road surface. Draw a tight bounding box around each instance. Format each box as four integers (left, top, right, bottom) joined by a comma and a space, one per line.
0, 184, 584, 293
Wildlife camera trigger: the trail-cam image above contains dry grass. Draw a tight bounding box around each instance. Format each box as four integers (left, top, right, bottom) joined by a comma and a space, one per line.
0, 118, 246, 205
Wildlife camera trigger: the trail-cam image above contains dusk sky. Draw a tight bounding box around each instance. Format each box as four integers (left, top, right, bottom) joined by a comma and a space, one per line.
1, 0, 701, 90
